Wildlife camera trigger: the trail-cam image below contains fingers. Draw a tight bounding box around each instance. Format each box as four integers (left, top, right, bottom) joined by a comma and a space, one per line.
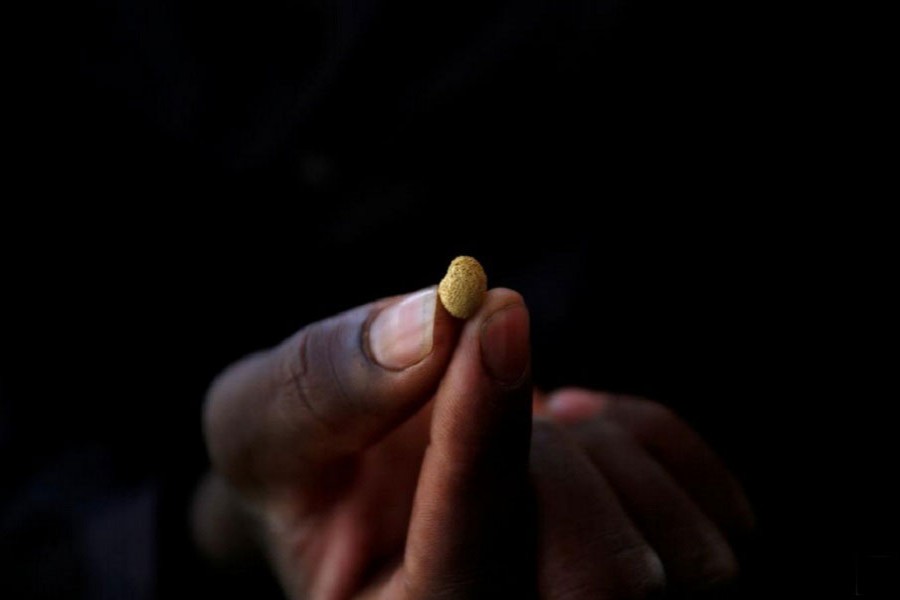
204, 287, 458, 493
601, 395, 756, 541
567, 418, 739, 593
530, 419, 666, 600
549, 389, 755, 541
393, 289, 534, 598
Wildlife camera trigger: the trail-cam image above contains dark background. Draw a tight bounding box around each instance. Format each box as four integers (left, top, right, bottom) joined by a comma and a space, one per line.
2, 0, 895, 597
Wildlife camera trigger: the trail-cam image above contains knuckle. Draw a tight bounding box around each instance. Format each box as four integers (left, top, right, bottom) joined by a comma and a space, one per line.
280, 326, 341, 436
671, 525, 740, 591
551, 581, 611, 600
546, 545, 667, 600
611, 542, 667, 600
203, 353, 258, 419
694, 546, 740, 591
202, 352, 267, 470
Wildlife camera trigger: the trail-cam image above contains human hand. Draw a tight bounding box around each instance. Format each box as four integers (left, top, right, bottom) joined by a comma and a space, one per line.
199, 286, 533, 598
196, 286, 753, 598
530, 389, 755, 598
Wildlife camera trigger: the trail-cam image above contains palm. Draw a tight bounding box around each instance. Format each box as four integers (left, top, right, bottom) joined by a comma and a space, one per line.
268, 401, 435, 599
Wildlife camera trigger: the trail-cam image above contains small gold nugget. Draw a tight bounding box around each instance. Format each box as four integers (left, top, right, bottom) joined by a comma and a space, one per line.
438, 256, 487, 319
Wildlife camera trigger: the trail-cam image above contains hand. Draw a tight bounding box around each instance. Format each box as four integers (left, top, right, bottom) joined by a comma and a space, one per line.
530, 389, 755, 598
198, 287, 533, 598
195, 286, 753, 598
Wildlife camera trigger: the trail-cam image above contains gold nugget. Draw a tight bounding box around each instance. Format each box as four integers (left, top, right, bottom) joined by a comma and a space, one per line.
438, 256, 487, 319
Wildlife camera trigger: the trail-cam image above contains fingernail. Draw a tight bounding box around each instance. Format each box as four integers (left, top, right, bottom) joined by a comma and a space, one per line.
480, 303, 530, 385
369, 288, 436, 370
546, 391, 607, 423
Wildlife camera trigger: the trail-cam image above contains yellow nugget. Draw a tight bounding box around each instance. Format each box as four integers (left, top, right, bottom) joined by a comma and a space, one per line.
438, 256, 487, 319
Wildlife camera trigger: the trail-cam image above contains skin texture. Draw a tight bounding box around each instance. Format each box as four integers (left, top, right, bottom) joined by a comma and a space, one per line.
197, 287, 754, 599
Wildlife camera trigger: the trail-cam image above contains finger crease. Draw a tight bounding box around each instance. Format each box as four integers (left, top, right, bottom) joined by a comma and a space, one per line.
284, 334, 341, 437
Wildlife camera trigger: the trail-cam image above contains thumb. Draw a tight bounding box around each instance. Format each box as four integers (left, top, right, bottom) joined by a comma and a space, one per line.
393, 288, 533, 597
204, 287, 458, 493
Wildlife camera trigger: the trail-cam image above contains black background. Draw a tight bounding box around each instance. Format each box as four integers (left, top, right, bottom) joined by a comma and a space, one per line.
2, 0, 895, 597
